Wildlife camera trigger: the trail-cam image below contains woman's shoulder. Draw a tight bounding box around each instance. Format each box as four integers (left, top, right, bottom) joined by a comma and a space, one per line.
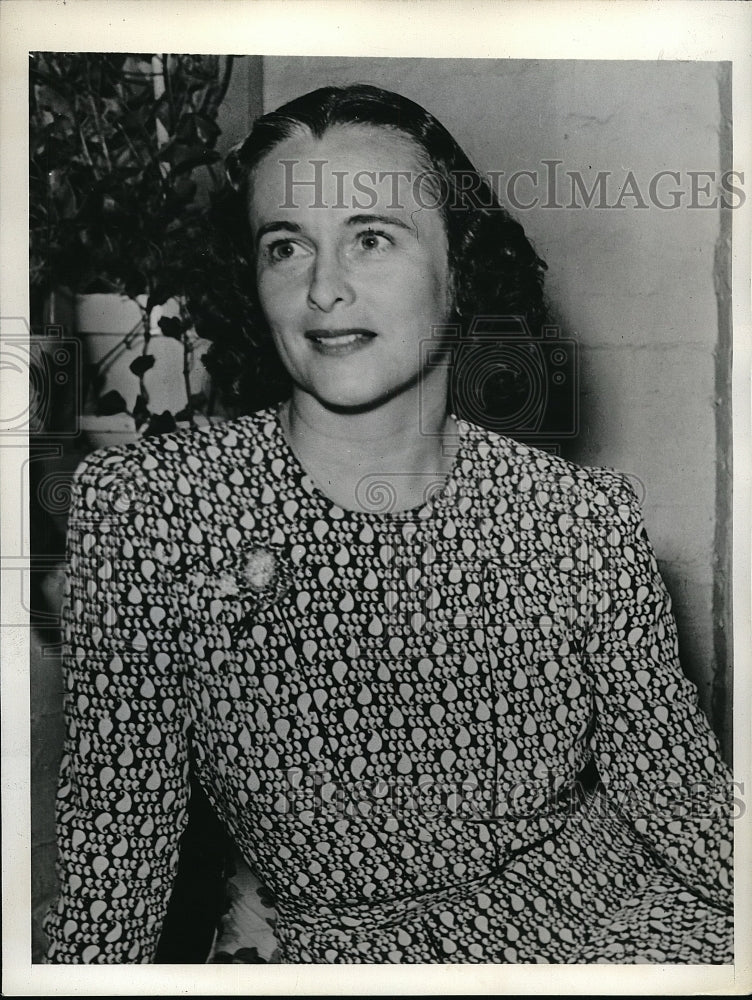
71, 408, 279, 493
459, 418, 640, 517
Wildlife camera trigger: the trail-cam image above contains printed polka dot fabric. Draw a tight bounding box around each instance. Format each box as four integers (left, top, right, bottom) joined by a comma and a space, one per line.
44, 408, 734, 963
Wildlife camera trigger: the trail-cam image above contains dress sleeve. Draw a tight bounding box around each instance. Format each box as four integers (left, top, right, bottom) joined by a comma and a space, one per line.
583, 473, 733, 913
43, 450, 191, 963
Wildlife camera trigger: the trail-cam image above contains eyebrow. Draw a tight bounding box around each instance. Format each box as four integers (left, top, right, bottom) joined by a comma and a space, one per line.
255, 221, 303, 242
345, 214, 414, 233
255, 213, 414, 244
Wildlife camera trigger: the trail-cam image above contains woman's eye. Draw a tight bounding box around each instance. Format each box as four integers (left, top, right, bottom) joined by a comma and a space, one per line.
357, 230, 391, 252
266, 240, 307, 263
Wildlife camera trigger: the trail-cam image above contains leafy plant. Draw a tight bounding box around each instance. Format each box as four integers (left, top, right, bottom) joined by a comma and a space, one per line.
30, 52, 234, 432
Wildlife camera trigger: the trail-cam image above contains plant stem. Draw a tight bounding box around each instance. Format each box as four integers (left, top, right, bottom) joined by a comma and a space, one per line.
182, 328, 194, 426
93, 315, 144, 370
152, 55, 170, 180
88, 94, 113, 172
162, 53, 177, 134
216, 55, 234, 108
113, 120, 149, 169
138, 301, 151, 409
77, 123, 96, 172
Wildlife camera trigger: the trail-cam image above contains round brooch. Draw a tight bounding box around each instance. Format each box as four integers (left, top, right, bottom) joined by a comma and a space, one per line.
242, 547, 277, 592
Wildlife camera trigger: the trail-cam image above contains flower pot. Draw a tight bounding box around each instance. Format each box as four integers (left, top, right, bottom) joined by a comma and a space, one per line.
79, 411, 222, 452
79, 412, 138, 450
75, 292, 212, 424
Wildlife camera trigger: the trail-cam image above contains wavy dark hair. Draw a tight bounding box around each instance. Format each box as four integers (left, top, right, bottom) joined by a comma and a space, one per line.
192, 84, 551, 424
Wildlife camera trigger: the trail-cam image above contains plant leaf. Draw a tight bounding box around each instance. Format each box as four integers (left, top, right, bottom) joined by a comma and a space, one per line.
33, 83, 74, 122
95, 388, 128, 416
158, 315, 184, 340
146, 288, 171, 313
133, 393, 150, 428
129, 354, 155, 377
144, 410, 178, 436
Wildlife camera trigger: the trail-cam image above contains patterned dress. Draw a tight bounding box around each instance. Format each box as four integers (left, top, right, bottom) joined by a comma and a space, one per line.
44, 407, 734, 963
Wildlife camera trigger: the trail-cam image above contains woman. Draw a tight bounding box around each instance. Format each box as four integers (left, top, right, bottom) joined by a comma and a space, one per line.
44, 84, 733, 964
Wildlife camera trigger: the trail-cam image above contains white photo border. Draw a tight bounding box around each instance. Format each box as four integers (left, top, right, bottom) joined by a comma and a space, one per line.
2, 1, 750, 995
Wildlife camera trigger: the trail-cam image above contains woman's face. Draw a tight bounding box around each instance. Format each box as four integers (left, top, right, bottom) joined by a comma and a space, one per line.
248, 125, 453, 412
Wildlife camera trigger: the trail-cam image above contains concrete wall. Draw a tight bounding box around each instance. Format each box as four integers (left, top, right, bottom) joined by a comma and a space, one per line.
262, 57, 732, 749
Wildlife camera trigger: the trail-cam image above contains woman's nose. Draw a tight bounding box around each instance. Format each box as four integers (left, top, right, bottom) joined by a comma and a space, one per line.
307, 251, 355, 312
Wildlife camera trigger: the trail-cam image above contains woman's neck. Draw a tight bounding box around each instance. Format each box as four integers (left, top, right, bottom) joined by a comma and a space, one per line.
279, 387, 458, 513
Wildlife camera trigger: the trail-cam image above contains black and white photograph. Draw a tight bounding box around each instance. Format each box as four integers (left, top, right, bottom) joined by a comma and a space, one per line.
2, 1, 750, 995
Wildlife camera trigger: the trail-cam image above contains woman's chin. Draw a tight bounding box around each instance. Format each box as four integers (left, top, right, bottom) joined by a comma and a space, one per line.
296, 377, 396, 414
293, 366, 429, 415
312, 389, 389, 414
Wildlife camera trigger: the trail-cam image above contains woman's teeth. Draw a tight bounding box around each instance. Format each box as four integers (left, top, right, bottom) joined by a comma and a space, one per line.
305, 329, 376, 354
315, 332, 358, 344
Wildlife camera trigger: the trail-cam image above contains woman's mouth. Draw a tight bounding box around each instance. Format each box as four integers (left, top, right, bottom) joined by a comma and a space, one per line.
304, 328, 377, 356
